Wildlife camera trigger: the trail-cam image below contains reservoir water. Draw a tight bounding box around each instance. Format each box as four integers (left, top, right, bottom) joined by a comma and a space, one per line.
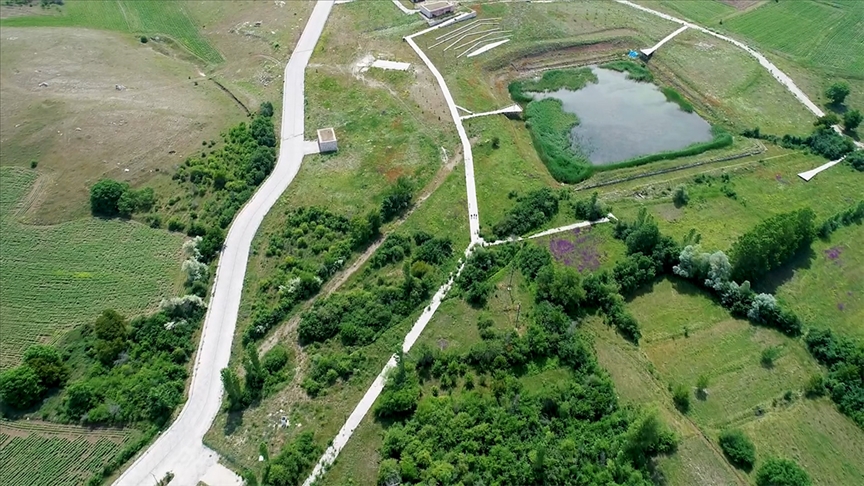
533, 66, 714, 165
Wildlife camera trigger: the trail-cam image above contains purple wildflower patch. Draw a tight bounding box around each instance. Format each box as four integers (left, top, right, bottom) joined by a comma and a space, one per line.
824, 246, 842, 263
547, 226, 603, 272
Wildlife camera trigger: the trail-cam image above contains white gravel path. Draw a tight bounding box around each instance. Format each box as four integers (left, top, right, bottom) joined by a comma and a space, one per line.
112, 2, 336, 485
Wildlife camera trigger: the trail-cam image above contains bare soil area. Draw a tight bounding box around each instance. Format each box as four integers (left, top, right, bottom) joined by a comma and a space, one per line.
0, 27, 244, 223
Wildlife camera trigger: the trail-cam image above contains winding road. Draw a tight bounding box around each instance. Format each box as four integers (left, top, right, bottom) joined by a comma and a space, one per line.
113, 2, 336, 485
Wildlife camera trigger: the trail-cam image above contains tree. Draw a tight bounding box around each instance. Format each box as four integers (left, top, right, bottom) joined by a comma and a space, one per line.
244, 344, 265, 400
221, 368, 244, 411
756, 458, 811, 486
718, 429, 755, 471
843, 109, 862, 131
90, 179, 129, 217
672, 184, 689, 206
0, 366, 44, 409
22, 344, 68, 388
825, 82, 850, 105
259, 101, 274, 118
535, 265, 585, 314
514, 244, 552, 279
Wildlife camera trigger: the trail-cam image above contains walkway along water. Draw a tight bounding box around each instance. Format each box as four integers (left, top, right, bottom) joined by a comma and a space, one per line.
112, 2, 337, 485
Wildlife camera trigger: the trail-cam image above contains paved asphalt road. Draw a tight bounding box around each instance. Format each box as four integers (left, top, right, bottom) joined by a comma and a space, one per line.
113, 2, 335, 485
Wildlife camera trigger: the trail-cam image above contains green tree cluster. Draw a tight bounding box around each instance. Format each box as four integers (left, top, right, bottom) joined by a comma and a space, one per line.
90, 179, 155, 218
380, 176, 414, 222
729, 208, 815, 282
493, 187, 561, 238
0, 345, 69, 410
756, 458, 811, 486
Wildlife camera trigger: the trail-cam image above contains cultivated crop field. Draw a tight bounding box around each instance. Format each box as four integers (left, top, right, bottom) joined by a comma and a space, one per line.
0, 168, 184, 369
0, 420, 140, 486
724, 0, 864, 77
1, 0, 222, 64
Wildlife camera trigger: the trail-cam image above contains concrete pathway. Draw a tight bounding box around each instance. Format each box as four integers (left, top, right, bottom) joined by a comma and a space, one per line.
461, 103, 521, 120
641, 25, 687, 56
112, 2, 336, 485
486, 216, 614, 246
797, 157, 847, 181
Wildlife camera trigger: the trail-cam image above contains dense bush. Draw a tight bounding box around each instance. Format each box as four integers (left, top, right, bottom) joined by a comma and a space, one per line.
492, 187, 560, 238
412, 236, 453, 266
301, 350, 365, 397
0, 365, 43, 410
613, 253, 656, 294
90, 179, 153, 218
262, 432, 320, 486
535, 264, 585, 314
455, 247, 510, 306
672, 383, 690, 413
756, 458, 811, 486
571, 192, 608, 221
370, 234, 412, 268
672, 184, 689, 206
718, 429, 756, 471
729, 208, 815, 282
804, 328, 864, 427
381, 176, 413, 222
818, 200, 864, 238
514, 244, 552, 279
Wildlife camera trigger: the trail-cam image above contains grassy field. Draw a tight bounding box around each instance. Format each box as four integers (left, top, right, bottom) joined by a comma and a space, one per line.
0, 25, 243, 223
0, 420, 141, 486
0, 168, 184, 369
723, 0, 864, 78
775, 223, 864, 340
1, 0, 222, 64
590, 276, 864, 485
606, 151, 863, 251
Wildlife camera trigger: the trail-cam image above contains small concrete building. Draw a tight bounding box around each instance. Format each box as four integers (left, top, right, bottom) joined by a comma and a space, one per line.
420, 1, 455, 19
317, 128, 337, 153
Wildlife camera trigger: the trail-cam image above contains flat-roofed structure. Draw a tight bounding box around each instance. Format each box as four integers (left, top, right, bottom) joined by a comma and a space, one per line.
420, 1, 454, 19
317, 128, 337, 153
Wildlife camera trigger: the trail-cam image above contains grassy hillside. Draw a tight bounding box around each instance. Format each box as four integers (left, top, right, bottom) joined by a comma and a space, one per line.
0, 168, 184, 369
1, 0, 222, 64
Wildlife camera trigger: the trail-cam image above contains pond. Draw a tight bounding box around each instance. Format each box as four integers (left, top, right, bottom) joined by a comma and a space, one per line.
533, 66, 714, 165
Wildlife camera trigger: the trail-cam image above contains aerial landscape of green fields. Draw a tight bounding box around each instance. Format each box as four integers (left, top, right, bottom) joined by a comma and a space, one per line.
1, 1, 862, 486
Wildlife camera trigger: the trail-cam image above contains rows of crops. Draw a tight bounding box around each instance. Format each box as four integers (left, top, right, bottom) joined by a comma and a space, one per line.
0, 168, 185, 369
724, 0, 864, 76
0, 422, 136, 486
0, 0, 223, 64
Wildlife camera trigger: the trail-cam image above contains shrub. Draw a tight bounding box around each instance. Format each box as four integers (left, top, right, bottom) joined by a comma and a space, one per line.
672, 184, 689, 206
262, 345, 290, 374
140, 36, 148, 43
804, 374, 826, 398
613, 253, 656, 294
718, 429, 756, 471
761, 346, 781, 368
672, 384, 690, 413
167, 218, 185, 232
756, 458, 811, 486
843, 109, 862, 131
514, 244, 552, 279
381, 177, 413, 222
22, 345, 68, 388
